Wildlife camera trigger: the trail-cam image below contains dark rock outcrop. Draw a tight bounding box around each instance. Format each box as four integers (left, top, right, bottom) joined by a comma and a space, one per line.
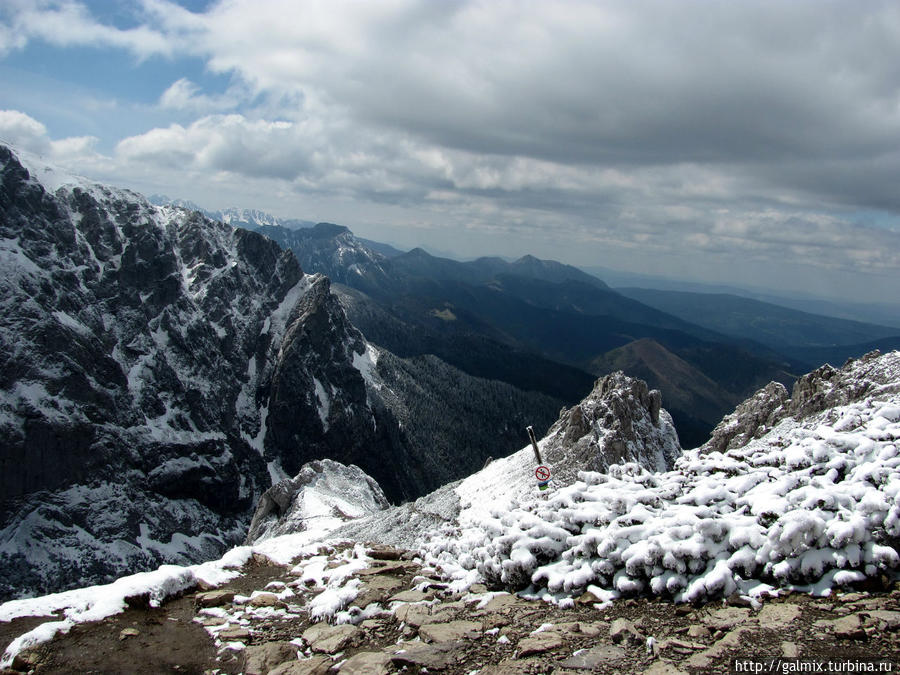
0, 147, 396, 600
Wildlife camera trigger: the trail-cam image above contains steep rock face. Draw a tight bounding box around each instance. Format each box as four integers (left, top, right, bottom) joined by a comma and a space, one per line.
702, 381, 789, 455
253, 223, 395, 293
540, 371, 682, 484
245, 458, 389, 544
0, 147, 389, 600
704, 350, 900, 454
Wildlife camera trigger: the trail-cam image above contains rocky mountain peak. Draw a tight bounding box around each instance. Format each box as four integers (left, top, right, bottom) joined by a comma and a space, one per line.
0, 145, 408, 601
541, 370, 680, 483
245, 458, 389, 544
704, 349, 900, 454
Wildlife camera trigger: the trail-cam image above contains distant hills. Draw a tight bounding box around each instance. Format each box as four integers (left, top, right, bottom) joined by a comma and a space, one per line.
159, 203, 898, 450
617, 288, 900, 365
243, 221, 807, 448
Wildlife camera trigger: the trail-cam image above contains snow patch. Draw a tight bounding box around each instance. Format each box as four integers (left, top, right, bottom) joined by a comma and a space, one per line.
352, 343, 380, 388
313, 378, 331, 431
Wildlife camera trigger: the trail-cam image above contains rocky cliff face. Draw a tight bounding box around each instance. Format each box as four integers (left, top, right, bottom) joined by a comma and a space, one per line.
252, 222, 395, 293
0, 147, 405, 600
703, 349, 899, 454
245, 458, 389, 544
540, 370, 681, 483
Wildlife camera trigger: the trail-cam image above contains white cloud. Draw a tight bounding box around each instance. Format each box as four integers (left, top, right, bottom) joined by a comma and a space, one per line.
0, 110, 52, 154
158, 78, 248, 114
1, 0, 174, 59
2, 2, 900, 301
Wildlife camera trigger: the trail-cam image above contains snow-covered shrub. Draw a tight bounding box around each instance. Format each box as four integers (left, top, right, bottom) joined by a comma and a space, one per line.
423, 391, 900, 603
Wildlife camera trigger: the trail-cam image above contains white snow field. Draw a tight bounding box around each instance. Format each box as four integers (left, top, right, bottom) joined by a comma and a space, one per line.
2, 352, 899, 667
420, 353, 900, 604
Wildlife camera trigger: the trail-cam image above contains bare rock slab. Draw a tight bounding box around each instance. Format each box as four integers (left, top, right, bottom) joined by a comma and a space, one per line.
863, 610, 900, 630
248, 592, 284, 608
391, 641, 463, 669
269, 656, 331, 675
394, 603, 434, 627
643, 662, 690, 675
757, 603, 801, 628
243, 641, 299, 675
704, 607, 752, 631
559, 645, 626, 669
418, 620, 481, 643
218, 626, 251, 641
389, 589, 433, 603
302, 623, 361, 653
517, 631, 564, 657
831, 614, 866, 639
339, 651, 393, 675
353, 575, 405, 608
195, 589, 235, 608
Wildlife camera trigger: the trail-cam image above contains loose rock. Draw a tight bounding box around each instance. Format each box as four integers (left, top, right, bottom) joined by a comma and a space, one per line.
517, 631, 564, 657
610, 618, 643, 645
340, 651, 393, 675
195, 590, 236, 608
302, 623, 360, 654
268, 657, 331, 675
243, 641, 298, 675
558, 645, 626, 669
418, 620, 481, 643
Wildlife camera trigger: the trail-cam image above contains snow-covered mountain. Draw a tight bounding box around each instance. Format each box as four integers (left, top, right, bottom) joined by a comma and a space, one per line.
259, 351, 900, 605
252, 222, 396, 292
148, 198, 316, 232
0, 147, 408, 601
3, 351, 896, 669
0, 146, 568, 601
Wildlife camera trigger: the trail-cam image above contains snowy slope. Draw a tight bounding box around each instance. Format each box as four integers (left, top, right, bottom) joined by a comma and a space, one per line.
245, 458, 389, 544
2, 352, 898, 667
321, 352, 900, 604
419, 351, 900, 602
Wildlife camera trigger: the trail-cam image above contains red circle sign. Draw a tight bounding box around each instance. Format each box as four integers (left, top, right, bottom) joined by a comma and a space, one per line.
535, 466, 551, 481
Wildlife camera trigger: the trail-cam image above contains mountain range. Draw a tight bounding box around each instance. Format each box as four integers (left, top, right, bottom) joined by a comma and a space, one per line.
246, 220, 893, 449
0, 147, 557, 600
3, 144, 899, 604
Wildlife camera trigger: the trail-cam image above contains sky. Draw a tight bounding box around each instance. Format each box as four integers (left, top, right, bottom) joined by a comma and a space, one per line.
1, 0, 899, 305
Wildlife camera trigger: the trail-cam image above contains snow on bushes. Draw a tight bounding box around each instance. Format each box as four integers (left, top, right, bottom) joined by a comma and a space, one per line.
424, 392, 900, 603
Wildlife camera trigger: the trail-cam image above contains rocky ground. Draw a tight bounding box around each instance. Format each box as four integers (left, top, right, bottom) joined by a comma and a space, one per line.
2, 544, 898, 675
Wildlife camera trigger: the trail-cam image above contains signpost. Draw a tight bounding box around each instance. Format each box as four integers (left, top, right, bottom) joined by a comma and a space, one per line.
527, 426, 552, 491
535, 465, 552, 491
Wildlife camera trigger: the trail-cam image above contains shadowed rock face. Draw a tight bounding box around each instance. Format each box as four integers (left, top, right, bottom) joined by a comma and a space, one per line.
0, 147, 408, 600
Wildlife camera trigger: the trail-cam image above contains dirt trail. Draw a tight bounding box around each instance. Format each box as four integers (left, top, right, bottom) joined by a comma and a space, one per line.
3, 550, 899, 675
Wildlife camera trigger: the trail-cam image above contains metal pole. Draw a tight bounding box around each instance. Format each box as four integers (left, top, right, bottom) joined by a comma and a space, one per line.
526, 426, 542, 465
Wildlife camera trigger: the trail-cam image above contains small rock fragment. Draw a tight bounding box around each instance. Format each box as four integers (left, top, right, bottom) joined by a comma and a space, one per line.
118, 627, 140, 640
782, 642, 800, 658
195, 590, 235, 608
218, 626, 251, 641
418, 620, 481, 643
610, 618, 643, 645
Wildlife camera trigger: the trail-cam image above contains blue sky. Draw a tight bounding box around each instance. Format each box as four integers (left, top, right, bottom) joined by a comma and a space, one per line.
1, 0, 900, 305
